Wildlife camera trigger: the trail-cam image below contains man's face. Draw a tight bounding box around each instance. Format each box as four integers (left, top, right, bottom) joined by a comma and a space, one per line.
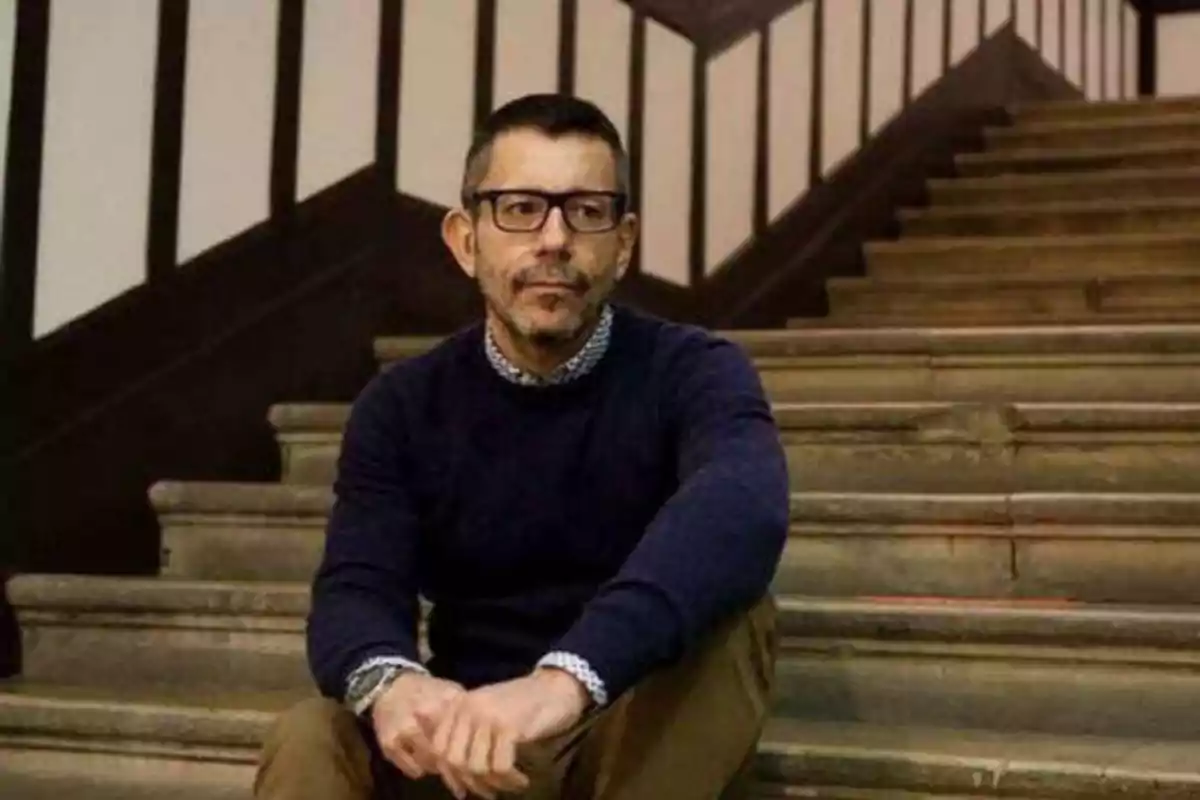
443, 129, 638, 346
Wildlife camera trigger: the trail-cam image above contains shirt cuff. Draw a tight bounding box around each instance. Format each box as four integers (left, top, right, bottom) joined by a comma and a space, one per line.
536, 651, 609, 707
344, 655, 430, 716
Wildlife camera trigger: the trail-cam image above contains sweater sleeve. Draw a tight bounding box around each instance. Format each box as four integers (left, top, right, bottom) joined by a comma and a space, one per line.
546, 334, 790, 702
306, 371, 426, 701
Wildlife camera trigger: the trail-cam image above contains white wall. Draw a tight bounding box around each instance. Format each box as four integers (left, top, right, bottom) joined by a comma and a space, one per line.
1158, 12, 1200, 97
297, 0, 379, 201
397, 0, 476, 209
706, 33, 759, 273
35, 0, 157, 337
767, 1, 813, 222
177, 1, 278, 265
639, 18, 693, 286
0, 0, 14, 233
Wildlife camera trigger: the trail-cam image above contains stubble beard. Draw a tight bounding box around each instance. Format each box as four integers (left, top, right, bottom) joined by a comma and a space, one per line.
479, 269, 611, 352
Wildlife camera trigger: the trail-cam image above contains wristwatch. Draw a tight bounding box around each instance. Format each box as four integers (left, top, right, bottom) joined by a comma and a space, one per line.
345, 662, 403, 717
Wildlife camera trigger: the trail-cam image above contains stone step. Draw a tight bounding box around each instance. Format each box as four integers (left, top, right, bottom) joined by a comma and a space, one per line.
926, 166, 1200, 208
712, 325, 1200, 401
985, 113, 1200, 152
756, 718, 1200, 798
776, 596, 1200, 741
7, 575, 310, 691
269, 403, 347, 485
778, 491, 1200, 603
271, 400, 1200, 493
151, 480, 330, 582
825, 273, 1200, 326
379, 324, 1200, 402
777, 401, 1200, 493
150, 481, 1200, 603
8, 681, 1188, 799
0, 682, 290, 798
1010, 95, 1200, 124
897, 197, 1200, 239
863, 231, 1200, 280
955, 141, 1200, 177
1, 747, 252, 800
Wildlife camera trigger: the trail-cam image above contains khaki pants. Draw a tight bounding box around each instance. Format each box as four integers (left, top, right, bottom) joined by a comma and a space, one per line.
254, 595, 777, 800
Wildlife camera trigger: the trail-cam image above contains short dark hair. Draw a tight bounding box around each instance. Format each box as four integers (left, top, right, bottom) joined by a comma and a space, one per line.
459, 93, 631, 207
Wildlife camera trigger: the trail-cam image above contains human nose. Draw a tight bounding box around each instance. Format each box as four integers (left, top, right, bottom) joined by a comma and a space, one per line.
538, 207, 571, 249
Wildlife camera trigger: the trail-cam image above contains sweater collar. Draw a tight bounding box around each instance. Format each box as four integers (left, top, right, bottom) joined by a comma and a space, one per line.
484, 305, 614, 387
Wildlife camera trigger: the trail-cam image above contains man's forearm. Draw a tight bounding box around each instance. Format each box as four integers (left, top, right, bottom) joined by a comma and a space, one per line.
306, 572, 426, 701
549, 442, 789, 702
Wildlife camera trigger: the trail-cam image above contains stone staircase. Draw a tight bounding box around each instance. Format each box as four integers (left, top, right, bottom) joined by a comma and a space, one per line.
6, 95, 1200, 798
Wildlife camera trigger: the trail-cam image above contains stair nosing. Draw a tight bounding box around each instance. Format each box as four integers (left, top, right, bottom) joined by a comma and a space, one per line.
988, 110, 1200, 136
897, 196, 1200, 220
757, 719, 1200, 792
956, 139, 1200, 164
928, 164, 1200, 191
865, 230, 1200, 253
6, 575, 311, 616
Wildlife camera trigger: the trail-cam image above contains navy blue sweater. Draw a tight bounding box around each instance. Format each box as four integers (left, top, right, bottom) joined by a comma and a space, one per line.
306, 306, 790, 704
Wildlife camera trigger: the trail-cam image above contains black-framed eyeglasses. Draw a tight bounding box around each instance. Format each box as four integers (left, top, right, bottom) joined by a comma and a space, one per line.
469, 189, 627, 233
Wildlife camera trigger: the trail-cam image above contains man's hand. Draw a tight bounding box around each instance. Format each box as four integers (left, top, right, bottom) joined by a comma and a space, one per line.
371, 672, 466, 782
429, 668, 591, 799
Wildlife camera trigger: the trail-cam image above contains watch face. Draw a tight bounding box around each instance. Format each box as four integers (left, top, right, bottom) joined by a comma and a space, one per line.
348, 665, 391, 700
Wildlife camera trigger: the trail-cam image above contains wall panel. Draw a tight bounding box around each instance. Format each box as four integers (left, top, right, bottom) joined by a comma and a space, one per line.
1016, 0, 1038, 46
1042, 0, 1062, 69
821, 0, 863, 176
35, 0, 157, 335
705, 33, 758, 272
493, 0, 559, 110
178, 0, 278, 263
1158, 12, 1200, 98
911, 0, 945, 98
640, 19, 692, 285
297, 0, 379, 200
1103, 0, 1120, 98
0, 0, 14, 228
869, 0, 905, 133
1064, 0, 1083, 87
986, 0, 1010, 34
767, 0, 813, 222
1084, 0, 1102, 99
1123, 2, 1137, 98
396, 0, 476, 207
575, 0, 632, 145
951, 0, 981, 64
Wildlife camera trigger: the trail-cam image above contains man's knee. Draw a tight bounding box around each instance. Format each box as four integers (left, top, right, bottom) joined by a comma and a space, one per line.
262, 697, 365, 755
255, 696, 374, 798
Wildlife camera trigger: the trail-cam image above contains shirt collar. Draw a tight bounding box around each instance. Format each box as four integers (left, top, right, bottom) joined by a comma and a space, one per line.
484, 305, 614, 387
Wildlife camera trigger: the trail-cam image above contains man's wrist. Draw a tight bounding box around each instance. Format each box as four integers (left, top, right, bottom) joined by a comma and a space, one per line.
535, 651, 609, 707
344, 655, 430, 717
534, 666, 592, 714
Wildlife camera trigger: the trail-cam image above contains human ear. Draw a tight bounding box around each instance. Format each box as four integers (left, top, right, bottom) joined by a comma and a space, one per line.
441, 208, 477, 278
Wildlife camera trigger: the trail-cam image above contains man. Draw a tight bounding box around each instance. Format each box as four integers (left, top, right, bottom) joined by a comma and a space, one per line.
255, 93, 789, 800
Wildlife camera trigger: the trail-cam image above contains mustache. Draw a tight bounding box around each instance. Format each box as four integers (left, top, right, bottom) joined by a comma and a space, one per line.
512, 263, 590, 290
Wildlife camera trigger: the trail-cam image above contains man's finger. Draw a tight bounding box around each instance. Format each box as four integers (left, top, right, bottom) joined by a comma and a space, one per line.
444, 709, 495, 799
443, 704, 475, 770
489, 726, 529, 792
432, 704, 483, 800
431, 698, 462, 756
466, 717, 495, 780
388, 745, 426, 780
395, 722, 439, 775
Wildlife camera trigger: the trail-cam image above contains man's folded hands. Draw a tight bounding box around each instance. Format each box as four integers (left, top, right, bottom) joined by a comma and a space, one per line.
371, 668, 591, 799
